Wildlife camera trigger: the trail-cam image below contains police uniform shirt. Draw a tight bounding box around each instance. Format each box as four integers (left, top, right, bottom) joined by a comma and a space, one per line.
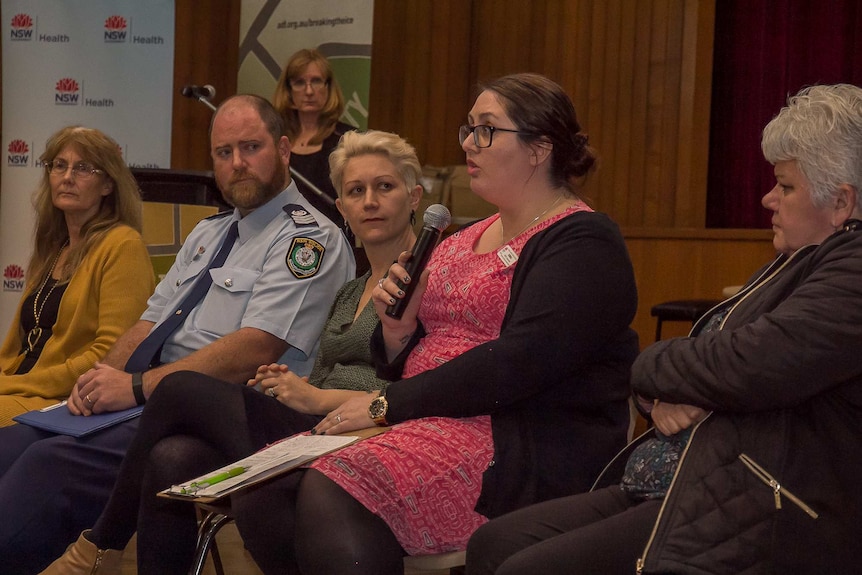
139, 182, 355, 377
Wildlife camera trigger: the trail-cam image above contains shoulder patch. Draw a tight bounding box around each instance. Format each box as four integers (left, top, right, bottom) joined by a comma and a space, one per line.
286, 237, 325, 279
204, 210, 233, 221
282, 204, 319, 227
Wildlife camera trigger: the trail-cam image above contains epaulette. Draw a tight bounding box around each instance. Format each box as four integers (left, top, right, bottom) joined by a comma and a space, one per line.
203, 210, 233, 221
282, 204, 319, 227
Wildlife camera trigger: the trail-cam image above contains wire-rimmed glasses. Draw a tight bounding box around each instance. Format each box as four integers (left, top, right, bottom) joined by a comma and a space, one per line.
44, 160, 105, 180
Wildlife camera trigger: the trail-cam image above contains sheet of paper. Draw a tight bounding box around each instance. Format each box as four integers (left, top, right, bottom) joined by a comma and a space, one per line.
168, 434, 358, 498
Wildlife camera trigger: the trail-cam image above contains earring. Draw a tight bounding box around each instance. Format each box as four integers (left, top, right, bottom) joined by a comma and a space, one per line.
343, 220, 355, 241
410, 210, 416, 226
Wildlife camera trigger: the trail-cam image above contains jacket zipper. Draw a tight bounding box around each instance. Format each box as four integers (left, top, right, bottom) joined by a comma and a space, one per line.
738, 453, 819, 519
635, 413, 710, 573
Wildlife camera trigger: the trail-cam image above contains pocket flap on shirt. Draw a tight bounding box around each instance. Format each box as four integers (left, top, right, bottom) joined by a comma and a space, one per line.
209, 267, 258, 293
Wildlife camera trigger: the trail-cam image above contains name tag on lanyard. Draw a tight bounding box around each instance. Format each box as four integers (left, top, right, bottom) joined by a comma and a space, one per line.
497, 245, 518, 267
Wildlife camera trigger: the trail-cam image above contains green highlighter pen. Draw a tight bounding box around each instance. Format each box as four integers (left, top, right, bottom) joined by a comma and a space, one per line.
182, 466, 247, 495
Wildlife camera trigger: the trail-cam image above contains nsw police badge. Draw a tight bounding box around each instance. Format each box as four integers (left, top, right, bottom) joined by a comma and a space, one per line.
286, 237, 325, 278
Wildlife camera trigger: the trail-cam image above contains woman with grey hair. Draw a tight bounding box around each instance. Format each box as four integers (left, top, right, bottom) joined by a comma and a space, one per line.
466, 83, 862, 575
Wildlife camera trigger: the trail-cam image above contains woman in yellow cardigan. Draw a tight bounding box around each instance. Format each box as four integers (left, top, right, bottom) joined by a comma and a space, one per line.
0, 126, 155, 426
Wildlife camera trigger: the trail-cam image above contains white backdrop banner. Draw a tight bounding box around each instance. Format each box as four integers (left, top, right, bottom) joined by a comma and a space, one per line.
238, 0, 373, 130
0, 0, 174, 329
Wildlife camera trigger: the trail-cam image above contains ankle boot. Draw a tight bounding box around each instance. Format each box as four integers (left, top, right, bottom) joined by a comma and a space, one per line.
39, 530, 123, 575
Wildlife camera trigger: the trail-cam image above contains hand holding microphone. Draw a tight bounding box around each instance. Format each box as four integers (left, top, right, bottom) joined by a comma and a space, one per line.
385, 204, 452, 319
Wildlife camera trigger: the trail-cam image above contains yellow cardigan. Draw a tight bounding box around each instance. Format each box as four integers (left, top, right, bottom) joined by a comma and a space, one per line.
0, 225, 155, 422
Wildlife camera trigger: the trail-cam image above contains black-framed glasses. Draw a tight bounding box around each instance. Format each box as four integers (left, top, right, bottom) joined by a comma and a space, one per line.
45, 160, 105, 180
289, 77, 328, 91
459, 124, 533, 148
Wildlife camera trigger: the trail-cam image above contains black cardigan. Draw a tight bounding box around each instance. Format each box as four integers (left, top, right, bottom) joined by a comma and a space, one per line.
372, 210, 639, 518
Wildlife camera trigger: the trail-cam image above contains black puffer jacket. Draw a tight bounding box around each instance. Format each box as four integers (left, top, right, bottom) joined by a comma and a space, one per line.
631, 223, 862, 574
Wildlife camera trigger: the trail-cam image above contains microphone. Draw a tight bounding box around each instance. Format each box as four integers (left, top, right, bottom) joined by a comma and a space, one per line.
385, 204, 452, 319
181, 84, 216, 100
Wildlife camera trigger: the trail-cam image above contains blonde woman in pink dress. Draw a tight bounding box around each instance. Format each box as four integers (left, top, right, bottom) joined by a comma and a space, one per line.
232, 73, 640, 575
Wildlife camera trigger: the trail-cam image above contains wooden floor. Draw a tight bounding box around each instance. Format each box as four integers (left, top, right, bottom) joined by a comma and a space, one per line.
120, 525, 451, 574
121, 525, 263, 575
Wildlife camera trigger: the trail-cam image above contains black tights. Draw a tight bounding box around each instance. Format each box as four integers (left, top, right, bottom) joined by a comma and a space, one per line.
89, 371, 320, 574
234, 469, 406, 575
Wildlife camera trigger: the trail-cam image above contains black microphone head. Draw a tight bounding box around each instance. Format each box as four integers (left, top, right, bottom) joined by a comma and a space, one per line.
181, 84, 216, 100
423, 204, 451, 232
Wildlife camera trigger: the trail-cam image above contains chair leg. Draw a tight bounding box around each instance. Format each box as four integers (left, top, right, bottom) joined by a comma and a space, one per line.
188, 511, 233, 575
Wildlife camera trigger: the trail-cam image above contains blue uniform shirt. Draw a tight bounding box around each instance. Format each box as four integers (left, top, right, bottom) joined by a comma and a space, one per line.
140, 182, 355, 377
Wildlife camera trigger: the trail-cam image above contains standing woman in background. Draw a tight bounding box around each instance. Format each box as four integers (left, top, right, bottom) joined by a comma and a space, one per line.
0, 126, 155, 426
273, 48, 357, 229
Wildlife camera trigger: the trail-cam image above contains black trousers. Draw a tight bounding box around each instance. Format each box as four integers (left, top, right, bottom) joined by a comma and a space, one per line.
90, 371, 321, 574
466, 485, 660, 575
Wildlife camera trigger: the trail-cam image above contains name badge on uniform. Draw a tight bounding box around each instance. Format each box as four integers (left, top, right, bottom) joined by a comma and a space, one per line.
497, 245, 518, 267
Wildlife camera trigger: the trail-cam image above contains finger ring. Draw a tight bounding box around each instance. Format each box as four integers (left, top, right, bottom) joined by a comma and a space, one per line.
268, 388, 276, 397
377, 278, 385, 288
336, 413, 342, 424
85, 394, 93, 405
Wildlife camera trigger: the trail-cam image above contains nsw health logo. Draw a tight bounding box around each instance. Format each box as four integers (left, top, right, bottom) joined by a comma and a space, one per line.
7, 139, 29, 167
3, 264, 26, 293
104, 15, 127, 42
10, 13, 33, 41
55, 78, 80, 105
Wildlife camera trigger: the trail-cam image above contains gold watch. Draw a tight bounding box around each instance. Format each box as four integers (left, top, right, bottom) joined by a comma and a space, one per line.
368, 393, 389, 426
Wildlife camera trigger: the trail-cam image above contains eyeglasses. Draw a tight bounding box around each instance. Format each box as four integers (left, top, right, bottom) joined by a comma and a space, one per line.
289, 77, 328, 91
45, 160, 105, 180
459, 124, 533, 148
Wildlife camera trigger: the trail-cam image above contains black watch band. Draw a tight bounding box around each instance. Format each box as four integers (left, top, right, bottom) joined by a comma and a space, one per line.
131, 372, 147, 406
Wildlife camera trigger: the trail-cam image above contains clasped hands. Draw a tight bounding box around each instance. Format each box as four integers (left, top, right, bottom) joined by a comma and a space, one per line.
69, 362, 137, 416
248, 363, 316, 412
649, 400, 709, 436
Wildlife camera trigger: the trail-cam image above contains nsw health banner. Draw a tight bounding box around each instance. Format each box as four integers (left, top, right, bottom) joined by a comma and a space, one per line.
0, 0, 175, 330
238, 0, 374, 130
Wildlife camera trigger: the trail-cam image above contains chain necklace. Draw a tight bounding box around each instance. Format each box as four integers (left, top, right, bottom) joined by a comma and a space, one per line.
26, 239, 68, 353
500, 195, 565, 245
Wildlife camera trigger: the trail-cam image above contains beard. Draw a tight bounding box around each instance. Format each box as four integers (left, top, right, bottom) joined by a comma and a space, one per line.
221, 161, 288, 211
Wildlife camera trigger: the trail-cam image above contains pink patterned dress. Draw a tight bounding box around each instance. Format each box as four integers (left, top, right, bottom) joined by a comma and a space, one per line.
311, 202, 592, 555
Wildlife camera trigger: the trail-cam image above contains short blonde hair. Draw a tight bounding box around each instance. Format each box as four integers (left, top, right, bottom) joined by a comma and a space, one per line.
328, 130, 422, 196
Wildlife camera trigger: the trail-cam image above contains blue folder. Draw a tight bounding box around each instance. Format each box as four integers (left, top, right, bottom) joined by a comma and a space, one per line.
13, 403, 144, 437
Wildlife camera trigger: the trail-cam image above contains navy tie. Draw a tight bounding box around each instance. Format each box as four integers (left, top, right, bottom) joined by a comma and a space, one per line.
125, 220, 240, 372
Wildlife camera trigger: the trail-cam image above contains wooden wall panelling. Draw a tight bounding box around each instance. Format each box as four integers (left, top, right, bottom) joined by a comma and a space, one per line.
171, 0, 241, 170
623, 228, 776, 346
368, 0, 472, 167
674, 0, 715, 227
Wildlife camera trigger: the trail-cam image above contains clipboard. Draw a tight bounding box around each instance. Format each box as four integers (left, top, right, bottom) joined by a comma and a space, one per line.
159, 426, 387, 503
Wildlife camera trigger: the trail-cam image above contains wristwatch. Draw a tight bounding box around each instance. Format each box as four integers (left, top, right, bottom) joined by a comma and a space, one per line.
131, 372, 147, 406
368, 391, 389, 426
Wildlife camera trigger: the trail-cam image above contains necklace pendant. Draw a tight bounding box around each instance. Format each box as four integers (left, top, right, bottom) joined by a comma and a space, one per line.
26, 327, 42, 352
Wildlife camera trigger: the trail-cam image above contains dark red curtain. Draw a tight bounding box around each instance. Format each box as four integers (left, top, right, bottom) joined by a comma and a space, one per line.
707, 0, 862, 228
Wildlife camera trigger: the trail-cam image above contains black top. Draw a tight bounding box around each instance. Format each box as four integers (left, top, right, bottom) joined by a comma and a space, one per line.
290, 121, 356, 228
17, 279, 68, 374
